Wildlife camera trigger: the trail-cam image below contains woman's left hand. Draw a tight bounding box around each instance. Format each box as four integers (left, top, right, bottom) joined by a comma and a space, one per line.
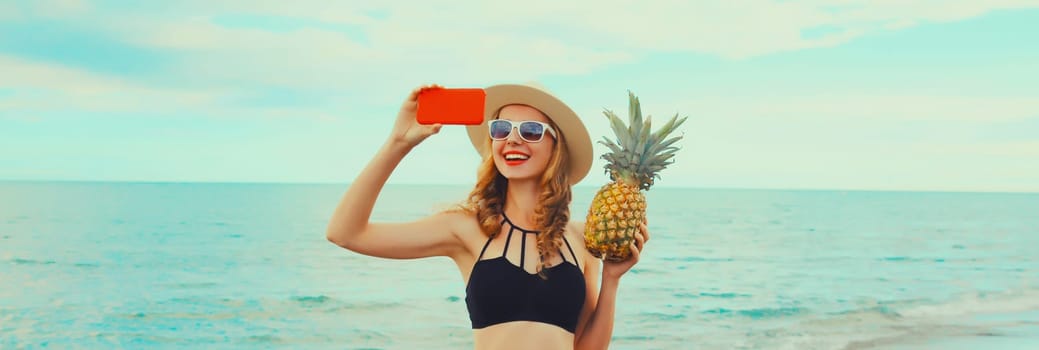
602, 216, 650, 280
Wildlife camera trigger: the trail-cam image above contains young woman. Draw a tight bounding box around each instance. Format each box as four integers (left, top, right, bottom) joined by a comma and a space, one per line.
326, 83, 650, 349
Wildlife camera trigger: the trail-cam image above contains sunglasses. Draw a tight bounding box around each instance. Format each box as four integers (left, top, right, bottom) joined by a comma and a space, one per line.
488, 120, 558, 143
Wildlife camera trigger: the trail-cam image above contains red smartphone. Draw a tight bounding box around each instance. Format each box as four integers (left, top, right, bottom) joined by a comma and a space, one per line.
417, 88, 486, 125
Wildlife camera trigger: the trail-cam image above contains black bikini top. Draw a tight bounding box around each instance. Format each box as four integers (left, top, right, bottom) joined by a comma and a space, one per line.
464, 213, 586, 333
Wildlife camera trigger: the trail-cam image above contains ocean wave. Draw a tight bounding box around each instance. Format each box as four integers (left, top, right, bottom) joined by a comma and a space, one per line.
639, 311, 687, 321
672, 292, 699, 299
816, 289, 1039, 325
673, 291, 752, 299
245, 334, 281, 343
702, 307, 809, 319
613, 335, 656, 341
325, 301, 403, 313
661, 256, 736, 262
629, 268, 665, 275
291, 295, 332, 304
116, 310, 239, 320
839, 326, 1005, 350
745, 288, 1039, 349
115, 295, 406, 321
701, 292, 753, 299
161, 282, 217, 289
10, 258, 56, 265
827, 305, 904, 318
7, 258, 105, 269
899, 289, 1039, 319
876, 256, 954, 263
80, 331, 376, 347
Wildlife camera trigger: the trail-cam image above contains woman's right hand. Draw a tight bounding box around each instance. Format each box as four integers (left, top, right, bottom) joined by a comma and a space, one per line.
389, 84, 444, 148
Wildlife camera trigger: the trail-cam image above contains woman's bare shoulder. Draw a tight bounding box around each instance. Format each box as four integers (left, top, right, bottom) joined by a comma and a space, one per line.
566, 220, 586, 237
565, 220, 600, 277
437, 209, 489, 244
436, 209, 492, 263
565, 220, 589, 253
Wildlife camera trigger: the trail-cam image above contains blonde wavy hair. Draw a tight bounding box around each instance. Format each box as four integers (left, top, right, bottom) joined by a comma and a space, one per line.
454, 107, 572, 279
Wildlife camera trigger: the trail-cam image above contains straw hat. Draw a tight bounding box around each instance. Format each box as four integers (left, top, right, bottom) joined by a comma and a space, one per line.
465, 82, 593, 185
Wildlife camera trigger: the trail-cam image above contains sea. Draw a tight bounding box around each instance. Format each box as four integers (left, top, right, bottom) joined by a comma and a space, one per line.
1, 182, 1037, 349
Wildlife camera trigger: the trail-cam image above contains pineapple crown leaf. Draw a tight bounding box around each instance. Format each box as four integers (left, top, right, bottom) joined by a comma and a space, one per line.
657, 146, 680, 157
659, 146, 680, 155
656, 153, 677, 163
627, 90, 643, 138
650, 119, 675, 141
648, 136, 683, 156
602, 150, 631, 168
604, 109, 632, 151
637, 115, 652, 157
650, 114, 687, 142
606, 153, 630, 168
598, 138, 623, 155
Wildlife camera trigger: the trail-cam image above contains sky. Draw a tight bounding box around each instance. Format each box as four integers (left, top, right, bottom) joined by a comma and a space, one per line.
1, 0, 1038, 193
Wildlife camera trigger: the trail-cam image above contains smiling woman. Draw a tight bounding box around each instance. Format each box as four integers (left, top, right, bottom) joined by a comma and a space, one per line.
325, 82, 650, 350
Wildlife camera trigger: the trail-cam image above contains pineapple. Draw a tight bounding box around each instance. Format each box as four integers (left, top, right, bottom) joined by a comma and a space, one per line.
585, 91, 686, 262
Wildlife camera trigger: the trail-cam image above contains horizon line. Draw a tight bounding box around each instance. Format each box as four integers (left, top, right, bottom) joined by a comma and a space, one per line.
1, 179, 1036, 195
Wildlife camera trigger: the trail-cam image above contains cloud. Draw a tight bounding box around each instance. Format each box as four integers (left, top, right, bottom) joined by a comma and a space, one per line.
680, 94, 1039, 122
96, 13, 631, 91
10, 1, 1036, 100
0, 114, 43, 123
0, 55, 219, 113
917, 140, 1039, 157
31, 0, 91, 18
0, 55, 343, 121
103, 2, 1039, 94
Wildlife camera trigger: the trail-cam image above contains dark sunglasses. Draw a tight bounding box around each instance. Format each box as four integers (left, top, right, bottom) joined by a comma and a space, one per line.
488, 120, 557, 143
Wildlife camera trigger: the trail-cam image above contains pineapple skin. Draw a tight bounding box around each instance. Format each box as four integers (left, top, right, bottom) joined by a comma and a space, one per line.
584, 181, 646, 262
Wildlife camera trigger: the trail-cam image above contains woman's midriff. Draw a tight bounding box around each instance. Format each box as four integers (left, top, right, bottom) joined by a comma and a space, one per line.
473, 321, 575, 350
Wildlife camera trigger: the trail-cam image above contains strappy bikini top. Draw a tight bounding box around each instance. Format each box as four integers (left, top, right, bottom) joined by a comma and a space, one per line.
465, 213, 586, 333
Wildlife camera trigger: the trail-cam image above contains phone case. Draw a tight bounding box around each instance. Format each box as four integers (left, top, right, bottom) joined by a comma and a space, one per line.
416, 88, 486, 125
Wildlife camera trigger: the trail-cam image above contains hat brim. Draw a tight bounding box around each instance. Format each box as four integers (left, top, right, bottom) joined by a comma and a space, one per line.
466, 84, 593, 185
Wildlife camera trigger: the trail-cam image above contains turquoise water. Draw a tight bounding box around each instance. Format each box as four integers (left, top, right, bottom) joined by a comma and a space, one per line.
2, 182, 1038, 349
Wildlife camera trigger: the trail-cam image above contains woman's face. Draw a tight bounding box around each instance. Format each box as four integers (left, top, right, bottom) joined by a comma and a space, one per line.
491, 104, 557, 183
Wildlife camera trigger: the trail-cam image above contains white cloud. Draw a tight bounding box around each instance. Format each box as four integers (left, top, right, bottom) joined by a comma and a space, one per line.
679, 94, 1039, 122
0, 4, 16, 20
32, 0, 91, 18
0, 114, 43, 123
16, 0, 1034, 95
0, 55, 221, 113
917, 141, 1039, 157
96, 13, 631, 91
0, 55, 341, 121
23, 1, 1039, 52
0, 0, 87, 20
368, 0, 1037, 58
